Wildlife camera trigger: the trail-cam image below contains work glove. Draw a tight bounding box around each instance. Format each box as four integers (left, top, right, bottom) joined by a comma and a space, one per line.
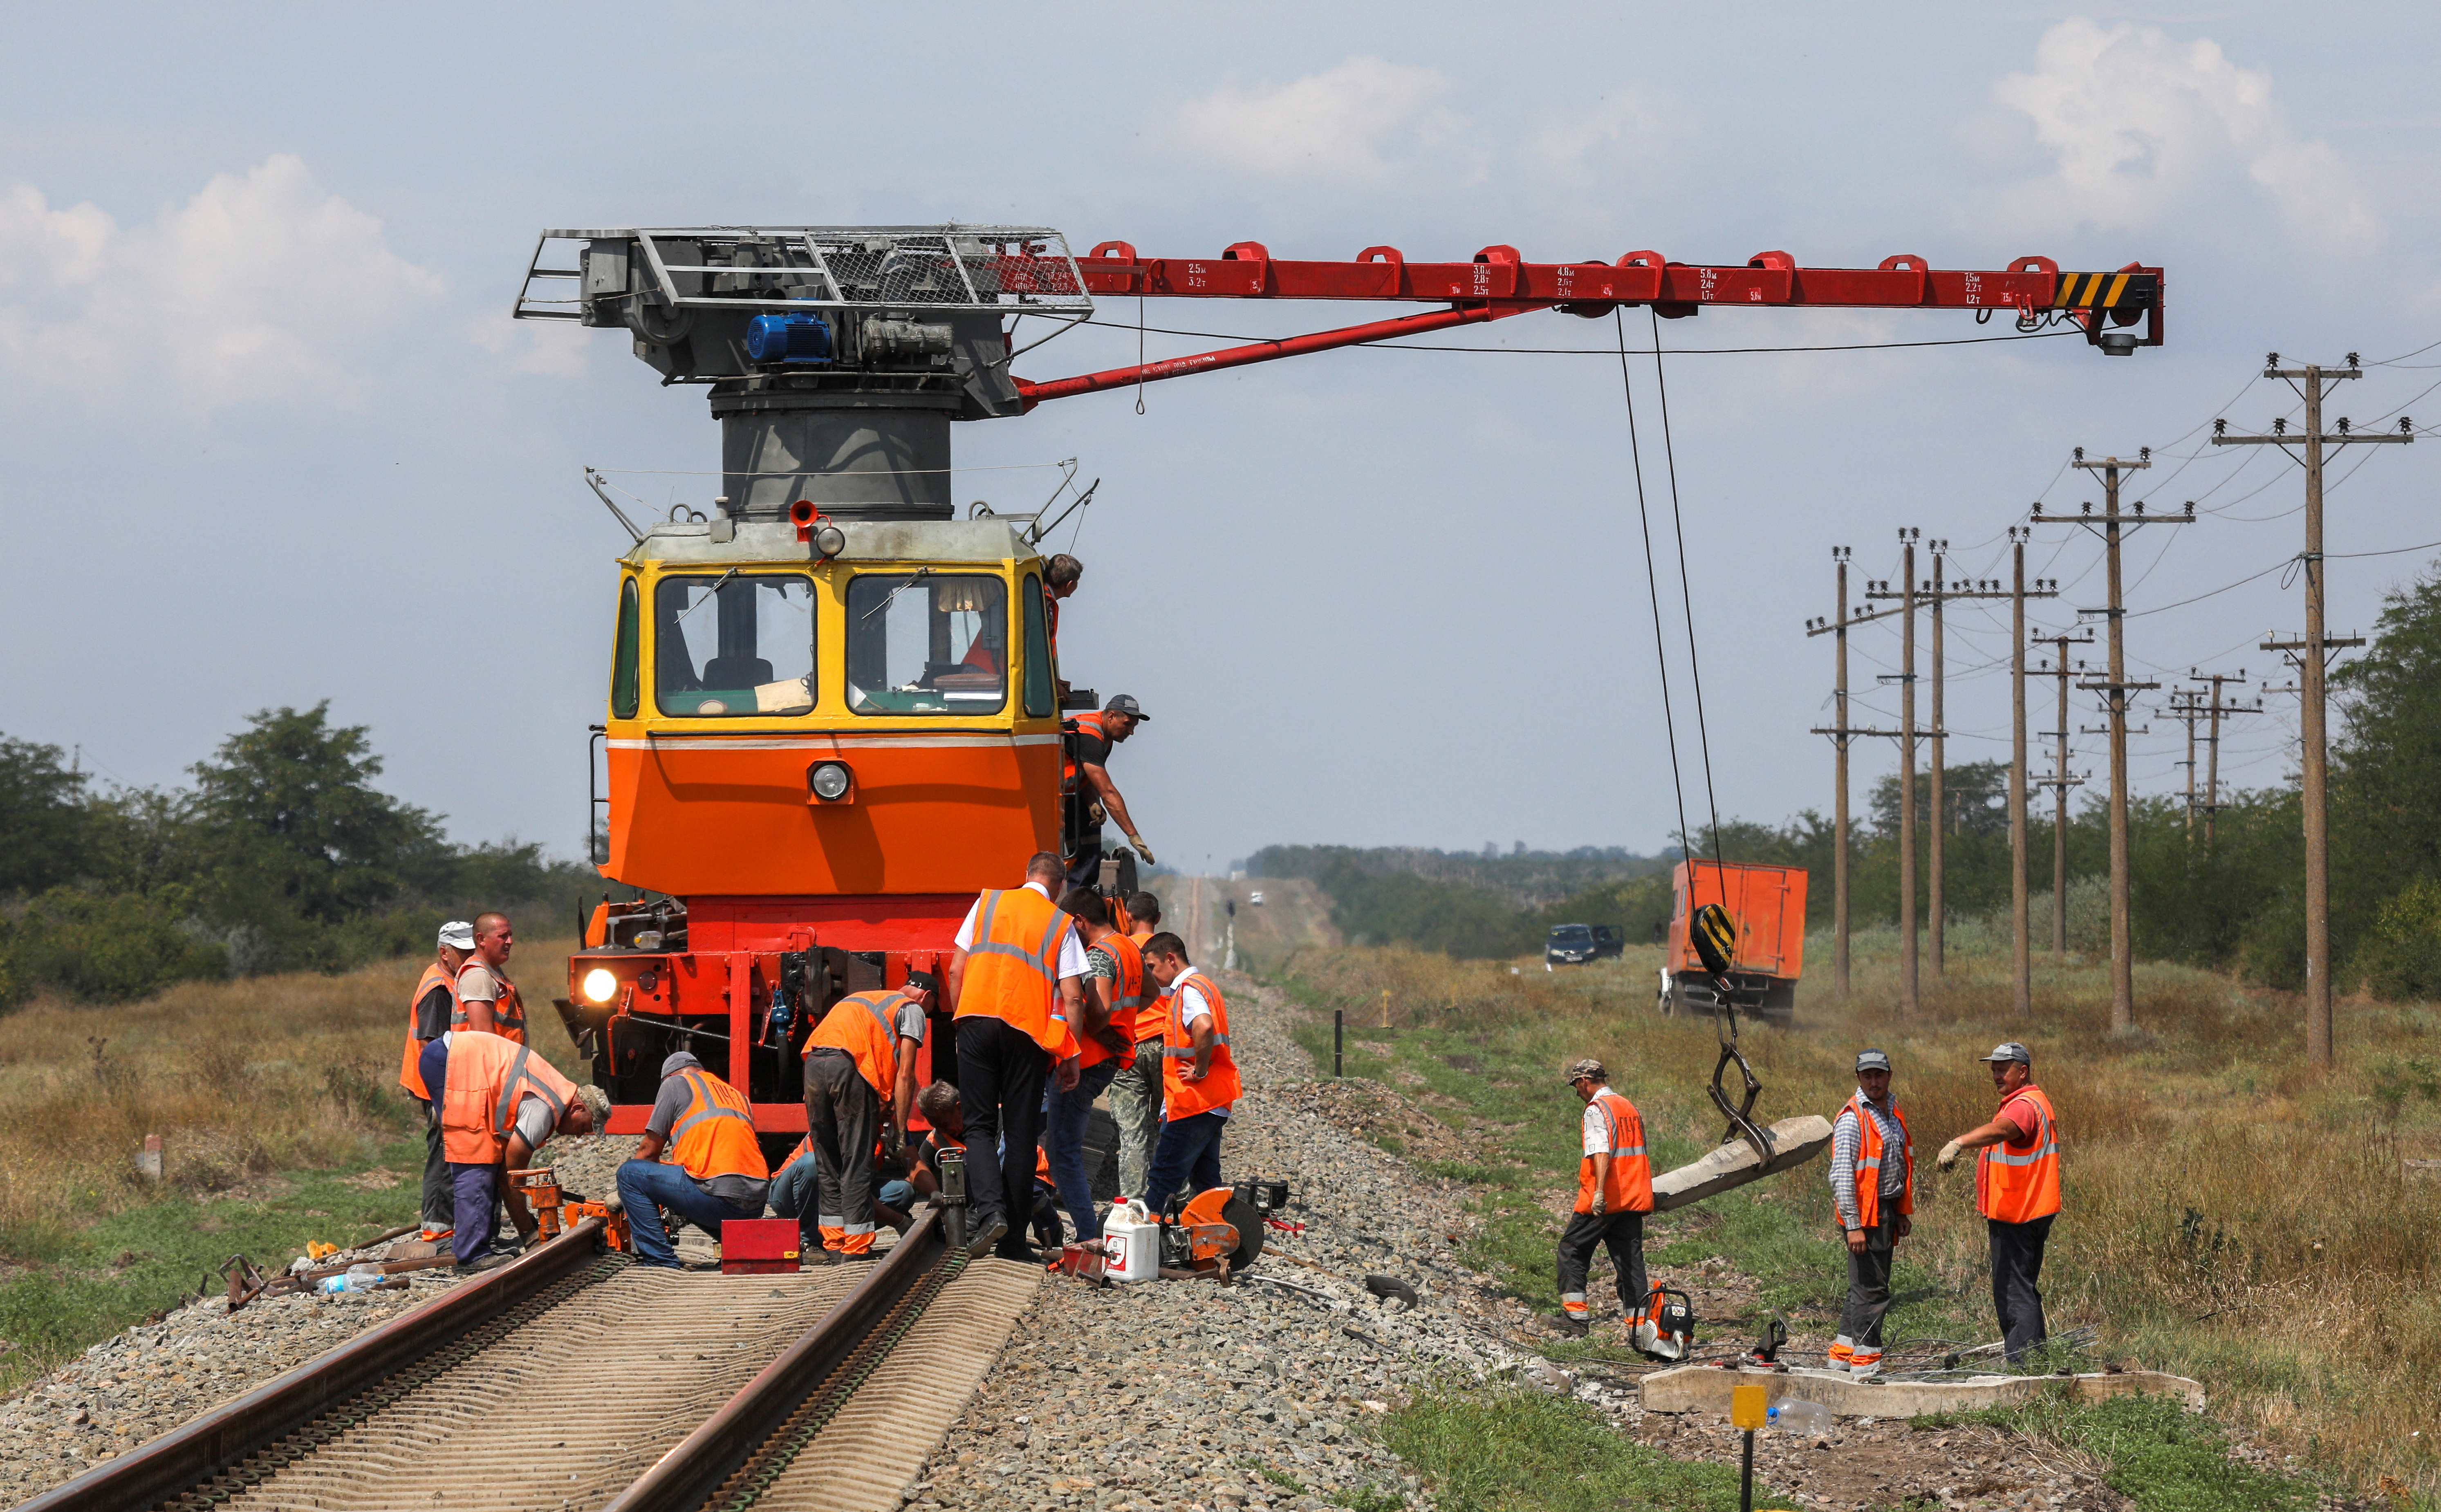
1128, 834, 1155, 866
1937, 1138, 1965, 1169
1589, 1194, 1607, 1218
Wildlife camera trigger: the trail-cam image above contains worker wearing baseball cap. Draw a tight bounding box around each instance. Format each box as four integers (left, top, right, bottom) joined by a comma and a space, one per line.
1937, 1042, 2060, 1361
1553, 1058, 1653, 1339
1064, 693, 1153, 888
1828, 1049, 1912, 1377
399, 921, 475, 1241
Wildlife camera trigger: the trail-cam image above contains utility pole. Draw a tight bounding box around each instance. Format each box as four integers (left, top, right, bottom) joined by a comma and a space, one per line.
2215, 354, 2414, 1069
1894, 531, 1920, 1012
2009, 531, 2061, 1017
2035, 451, 2190, 1033
1868, 553, 2045, 985
2170, 689, 2203, 835
2186, 669, 2259, 849
2031, 629, 2094, 959
1805, 548, 1895, 1001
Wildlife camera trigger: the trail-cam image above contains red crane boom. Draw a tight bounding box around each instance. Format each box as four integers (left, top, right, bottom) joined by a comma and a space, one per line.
1015, 243, 2162, 405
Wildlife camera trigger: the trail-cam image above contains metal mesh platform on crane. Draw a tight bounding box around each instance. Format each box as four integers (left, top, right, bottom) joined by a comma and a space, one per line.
516, 226, 1092, 320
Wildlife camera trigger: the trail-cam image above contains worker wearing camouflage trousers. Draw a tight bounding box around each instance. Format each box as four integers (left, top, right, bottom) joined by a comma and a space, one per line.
1829, 1048, 1913, 1378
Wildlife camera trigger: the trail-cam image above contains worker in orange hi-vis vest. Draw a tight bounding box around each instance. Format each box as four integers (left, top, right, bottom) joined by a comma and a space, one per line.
1937, 1042, 2062, 1361
1062, 694, 1152, 889
427, 1029, 593, 1272
1044, 888, 1146, 1243
1827, 1048, 1913, 1378
1553, 1057, 1653, 1339
1104, 889, 1170, 1203
1139, 932, 1242, 1212
800, 974, 932, 1260
615, 1053, 773, 1269
947, 851, 1089, 1262
399, 920, 473, 1242
453, 911, 528, 1044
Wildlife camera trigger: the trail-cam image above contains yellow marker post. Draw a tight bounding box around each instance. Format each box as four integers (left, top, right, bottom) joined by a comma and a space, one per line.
1730, 1382, 1767, 1511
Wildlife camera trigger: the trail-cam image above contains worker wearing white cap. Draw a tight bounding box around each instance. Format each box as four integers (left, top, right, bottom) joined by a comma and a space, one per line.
1827, 1048, 1911, 1377
398, 921, 475, 1241
1938, 1042, 2061, 1361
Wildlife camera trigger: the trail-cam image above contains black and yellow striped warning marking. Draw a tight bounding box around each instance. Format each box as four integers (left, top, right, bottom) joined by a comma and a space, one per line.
2053, 271, 2159, 309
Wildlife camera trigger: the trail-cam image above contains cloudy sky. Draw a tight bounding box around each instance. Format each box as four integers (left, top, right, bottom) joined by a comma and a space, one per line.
5, 4, 2438, 874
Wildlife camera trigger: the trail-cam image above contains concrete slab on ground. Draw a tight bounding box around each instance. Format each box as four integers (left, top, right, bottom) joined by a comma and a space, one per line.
1640, 1362, 2206, 1417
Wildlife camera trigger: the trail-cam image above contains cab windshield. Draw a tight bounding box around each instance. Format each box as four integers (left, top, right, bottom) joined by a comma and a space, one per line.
847, 573, 1008, 715
655, 573, 816, 717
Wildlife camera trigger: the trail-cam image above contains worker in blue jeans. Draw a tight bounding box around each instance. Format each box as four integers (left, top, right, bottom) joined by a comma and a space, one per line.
615, 1052, 771, 1268
1042, 889, 1136, 1241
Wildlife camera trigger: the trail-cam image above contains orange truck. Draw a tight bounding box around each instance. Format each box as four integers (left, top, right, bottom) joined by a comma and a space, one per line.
1657, 860, 1808, 1023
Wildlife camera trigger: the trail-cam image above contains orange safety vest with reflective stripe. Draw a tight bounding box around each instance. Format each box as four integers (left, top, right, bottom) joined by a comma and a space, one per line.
1840, 1093, 1914, 1231
666, 1068, 769, 1183
439, 1032, 581, 1166
399, 962, 457, 1099
1062, 710, 1110, 788
955, 887, 1081, 1058
1161, 972, 1241, 1119
452, 961, 528, 1045
1080, 932, 1151, 1071
807, 990, 919, 1100
1574, 1089, 1654, 1215
1977, 1085, 2061, 1223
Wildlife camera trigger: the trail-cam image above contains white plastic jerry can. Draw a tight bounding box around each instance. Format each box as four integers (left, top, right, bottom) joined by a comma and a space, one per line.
1101, 1199, 1158, 1283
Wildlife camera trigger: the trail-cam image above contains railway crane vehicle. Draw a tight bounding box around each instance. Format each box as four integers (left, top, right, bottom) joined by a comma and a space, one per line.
511, 226, 2163, 1142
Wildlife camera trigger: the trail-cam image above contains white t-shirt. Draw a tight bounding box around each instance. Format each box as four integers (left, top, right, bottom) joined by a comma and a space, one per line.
1582, 1088, 1620, 1157
1172, 970, 1215, 1027
952, 881, 1090, 978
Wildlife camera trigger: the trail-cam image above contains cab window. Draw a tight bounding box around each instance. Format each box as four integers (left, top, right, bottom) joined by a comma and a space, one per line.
610, 577, 641, 719
1021, 573, 1054, 717
846, 573, 1009, 715
655, 573, 815, 717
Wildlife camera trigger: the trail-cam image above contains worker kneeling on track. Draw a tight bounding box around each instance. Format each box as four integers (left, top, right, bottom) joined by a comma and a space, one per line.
1553, 1057, 1654, 1341
422, 1029, 596, 1273
1829, 1048, 1912, 1378
800, 973, 932, 1259
616, 1053, 773, 1269
1139, 933, 1241, 1213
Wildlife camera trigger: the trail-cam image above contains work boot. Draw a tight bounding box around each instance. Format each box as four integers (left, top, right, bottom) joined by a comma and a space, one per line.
967, 1214, 1009, 1259
802, 1245, 839, 1267
453, 1252, 511, 1276
1552, 1312, 1590, 1338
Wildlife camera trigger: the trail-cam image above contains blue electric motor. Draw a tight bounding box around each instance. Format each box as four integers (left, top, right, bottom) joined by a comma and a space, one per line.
745, 313, 833, 364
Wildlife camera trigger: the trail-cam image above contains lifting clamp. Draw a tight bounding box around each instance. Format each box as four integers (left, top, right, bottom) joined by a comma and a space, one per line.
1690, 903, 1775, 1158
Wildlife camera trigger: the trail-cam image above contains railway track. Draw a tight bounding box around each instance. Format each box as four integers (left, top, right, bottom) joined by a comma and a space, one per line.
14, 1207, 1037, 1512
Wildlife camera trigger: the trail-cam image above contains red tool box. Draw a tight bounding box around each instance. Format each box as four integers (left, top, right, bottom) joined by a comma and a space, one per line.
720, 1219, 802, 1274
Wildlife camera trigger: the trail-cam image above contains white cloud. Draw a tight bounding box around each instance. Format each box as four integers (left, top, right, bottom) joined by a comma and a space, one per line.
1984, 18, 2378, 251
468, 313, 591, 379
1520, 88, 1670, 190
0, 155, 444, 412
1169, 56, 1482, 184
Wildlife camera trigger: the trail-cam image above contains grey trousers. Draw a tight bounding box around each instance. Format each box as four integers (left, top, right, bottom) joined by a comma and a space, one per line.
416, 1098, 453, 1230
1990, 1215, 2054, 1361
804, 1051, 881, 1250
1838, 1214, 1897, 1348
1105, 1040, 1167, 1203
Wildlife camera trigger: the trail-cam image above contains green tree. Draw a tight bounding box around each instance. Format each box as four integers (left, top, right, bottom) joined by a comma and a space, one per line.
0, 737, 91, 893
186, 703, 449, 927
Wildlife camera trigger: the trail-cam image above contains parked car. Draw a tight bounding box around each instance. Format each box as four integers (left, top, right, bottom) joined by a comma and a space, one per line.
1545, 923, 1599, 967
1248, 890, 1264, 905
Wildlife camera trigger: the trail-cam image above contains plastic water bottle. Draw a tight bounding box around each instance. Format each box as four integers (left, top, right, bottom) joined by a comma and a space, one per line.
1767, 1399, 1833, 1436
319, 1265, 384, 1295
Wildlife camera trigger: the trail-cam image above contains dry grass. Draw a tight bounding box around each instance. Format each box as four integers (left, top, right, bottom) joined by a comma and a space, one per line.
1257, 928, 2441, 1503
0, 943, 586, 1262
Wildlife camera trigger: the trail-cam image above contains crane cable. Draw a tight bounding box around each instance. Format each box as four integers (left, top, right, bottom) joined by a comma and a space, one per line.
1614, 310, 1728, 868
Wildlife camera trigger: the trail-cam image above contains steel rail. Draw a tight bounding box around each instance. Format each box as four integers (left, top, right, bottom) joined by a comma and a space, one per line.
603, 1203, 950, 1512
13, 1218, 611, 1512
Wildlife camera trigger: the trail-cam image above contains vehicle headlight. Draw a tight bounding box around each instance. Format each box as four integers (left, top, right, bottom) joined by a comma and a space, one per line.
809, 760, 852, 801
580, 968, 620, 1004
